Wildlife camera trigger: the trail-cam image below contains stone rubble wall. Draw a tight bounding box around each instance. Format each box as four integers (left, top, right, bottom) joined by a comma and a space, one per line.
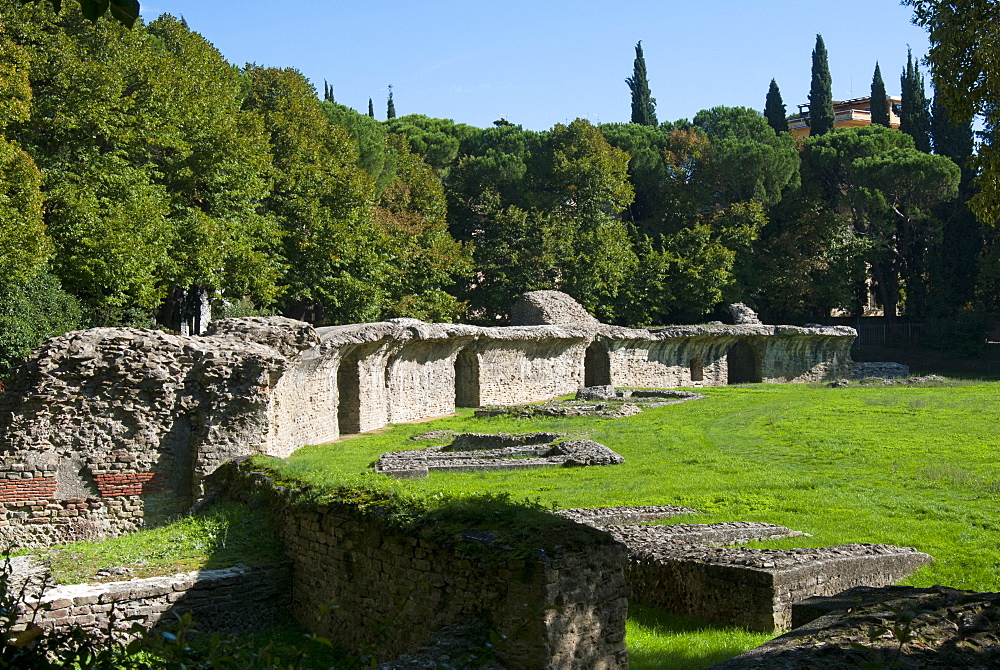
385, 338, 467, 423
602, 327, 856, 388
476, 338, 588, 405
217, 466, 629, 670
17, 563, 292, 636
625, 542, 932, 631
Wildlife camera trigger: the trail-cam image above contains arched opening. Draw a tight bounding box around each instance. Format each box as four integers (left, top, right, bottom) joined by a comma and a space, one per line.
689, 357, 704, 383
454, 347, 480, 407
584, 341, 611, 387
337, 353, 362, 434
727, 341, 761, 384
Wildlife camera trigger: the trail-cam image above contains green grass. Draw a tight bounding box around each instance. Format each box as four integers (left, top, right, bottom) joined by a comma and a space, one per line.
626, 604, 772, 670
275, 379, 1000, 668
27, 502, 286, 584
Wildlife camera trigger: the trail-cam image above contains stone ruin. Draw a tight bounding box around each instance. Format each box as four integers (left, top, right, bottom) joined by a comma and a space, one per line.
0, 291, 861, 545
473, 385, 707, 420
558, 505, 932, 633
373, 432, 625, 478
715, 585, 1000, 668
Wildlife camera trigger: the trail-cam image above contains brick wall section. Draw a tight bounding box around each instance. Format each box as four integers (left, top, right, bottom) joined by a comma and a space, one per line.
17, 563, 292, 636
93, 472, 163, 497
217, 466, 629, 670
0, 477, 57, 503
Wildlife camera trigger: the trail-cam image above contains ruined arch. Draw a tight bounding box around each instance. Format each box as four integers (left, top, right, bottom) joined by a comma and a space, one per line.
454, 347, 480, 407
727, 341, 761, 384
584, 340, 611, 387
337, 352, 361, 434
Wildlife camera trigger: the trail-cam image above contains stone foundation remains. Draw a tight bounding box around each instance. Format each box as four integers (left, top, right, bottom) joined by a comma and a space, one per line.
373, 432, 625, 478
14, 562, 292, 637
567, 510, 932, 633
215, 463, 630, 670
0, 292, 859, 544
713, 585, 1000, 669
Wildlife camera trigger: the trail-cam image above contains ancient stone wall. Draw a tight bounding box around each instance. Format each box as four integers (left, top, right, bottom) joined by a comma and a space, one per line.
476, 335, 588, 405
17, 563, 291, 636
218, 467, 629, 670
0, 292, 859, 545
385, 338, 467, 423
600, 325, 855, 388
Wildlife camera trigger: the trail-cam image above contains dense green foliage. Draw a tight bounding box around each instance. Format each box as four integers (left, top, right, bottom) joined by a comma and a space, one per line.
907, 0, 1000, 222
807, 34, 835, 135
0, 3, 995, 370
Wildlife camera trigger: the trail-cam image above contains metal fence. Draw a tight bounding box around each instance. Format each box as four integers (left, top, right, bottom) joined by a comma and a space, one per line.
853, 323, 924, 348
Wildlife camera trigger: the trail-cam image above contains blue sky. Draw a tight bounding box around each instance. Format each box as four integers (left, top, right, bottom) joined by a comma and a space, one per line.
139, 1, 931, 131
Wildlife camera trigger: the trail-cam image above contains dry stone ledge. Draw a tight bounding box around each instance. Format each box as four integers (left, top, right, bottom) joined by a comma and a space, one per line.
14, 563, 292, 636
373, 433, 625, 478
712, 585, 1000, 669
606, 521, 808, 547
475, 387, 706, 420
625, 541, 933, 632
214, 462, 630, 670
554, 505, 700, 526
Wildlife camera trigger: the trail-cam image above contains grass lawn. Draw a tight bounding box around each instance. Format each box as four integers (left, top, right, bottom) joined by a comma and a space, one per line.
276, 379, 1000, 669
24, 502, 286, 585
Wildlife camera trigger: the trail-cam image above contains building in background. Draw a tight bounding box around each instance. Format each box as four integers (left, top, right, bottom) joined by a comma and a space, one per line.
789, 95, 901, 139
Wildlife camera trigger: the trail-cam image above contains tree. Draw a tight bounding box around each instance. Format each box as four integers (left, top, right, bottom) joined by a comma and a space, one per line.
808, 34, 835, 135
870, 62, 890, 127
323, 80, 334, 102
803, 125, 960, 321
384, 114, 478, 178
900, 49, 932, 152
322, 100, 400, 194
906, 0, 1000, 222
764, 79, 787, 135
242, 65, 383, 324
0, 33, 50, 287
926, 87, 981, 329
626, 41, 657, 126
368, 97, 374, 118
386, 84, 396, 120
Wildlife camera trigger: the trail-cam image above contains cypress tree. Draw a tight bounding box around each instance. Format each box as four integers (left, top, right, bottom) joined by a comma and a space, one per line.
808, 34, 835, 135
870, 62, 890, 127
764, 79, 787, 134
901, 49, 932, 152
931, 92, 974, 166
368, 97, 374, 118
386, 84, 396, 120
626, 41, 657, 126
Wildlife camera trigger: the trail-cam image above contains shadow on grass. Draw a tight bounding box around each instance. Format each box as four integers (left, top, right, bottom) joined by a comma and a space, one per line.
627, 603, 773, 670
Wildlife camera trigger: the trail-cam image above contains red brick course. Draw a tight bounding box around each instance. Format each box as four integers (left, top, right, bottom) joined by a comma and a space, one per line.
94, 472, 163, 497
0, 478, 57, 503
